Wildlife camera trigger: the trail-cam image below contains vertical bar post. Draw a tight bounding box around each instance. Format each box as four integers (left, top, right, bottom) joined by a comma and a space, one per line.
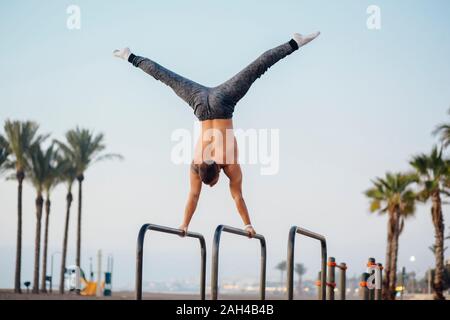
287, 227, 296, 300
360, 273, 370, 300
211, 227, 220, 300
259, 238, 267, 300
401, 266, 406, 300
135, 225, 146, 300
199, 237, 206, 301
327, 257, 336, 300
317, 271, 322, 300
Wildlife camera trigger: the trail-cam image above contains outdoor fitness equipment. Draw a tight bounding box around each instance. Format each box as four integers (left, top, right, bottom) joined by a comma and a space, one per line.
135, 224, 206, 300
211, 225, 267, 300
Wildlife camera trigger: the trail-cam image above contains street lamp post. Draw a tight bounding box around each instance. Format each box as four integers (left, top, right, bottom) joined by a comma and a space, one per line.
50, 251, 62, 293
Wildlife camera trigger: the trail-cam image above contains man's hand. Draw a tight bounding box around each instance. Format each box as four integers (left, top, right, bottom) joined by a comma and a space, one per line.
178, 224, 189, 238
245, 225, 257, 238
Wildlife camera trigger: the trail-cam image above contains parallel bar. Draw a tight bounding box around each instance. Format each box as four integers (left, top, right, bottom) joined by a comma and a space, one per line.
287, 226, 327, 300
327, 257, 336, 300
135, 223, 206, 300
316, 271, 322, 300
361, 273, 370, 300
337, 263, 347, 300
211, 225, 266, 300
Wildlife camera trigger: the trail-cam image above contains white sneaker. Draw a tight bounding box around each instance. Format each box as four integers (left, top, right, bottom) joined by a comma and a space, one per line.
113, 47, 131, 61
293, 32, 320, 47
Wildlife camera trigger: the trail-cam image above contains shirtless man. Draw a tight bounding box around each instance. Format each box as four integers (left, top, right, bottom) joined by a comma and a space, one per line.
114, 32, 320, 237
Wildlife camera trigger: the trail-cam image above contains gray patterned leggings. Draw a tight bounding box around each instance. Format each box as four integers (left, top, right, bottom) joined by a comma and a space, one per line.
129, 39, 299, 121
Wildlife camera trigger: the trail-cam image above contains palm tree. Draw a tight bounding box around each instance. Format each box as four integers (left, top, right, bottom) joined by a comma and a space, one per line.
27, 143, 53, 293
294, 263, 307, 293
410, 146, 449, 300
365, 172, 417, 300
55, 127, 122, 268
275, 261, 287, 287
56, 151, 77, 294
3, 120, 46, 293
40, 145, 60, 293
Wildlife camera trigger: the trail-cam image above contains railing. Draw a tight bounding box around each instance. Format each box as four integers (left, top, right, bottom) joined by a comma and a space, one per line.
135, 224, 206, 300
287, 226, 327, 300
211, 225, 267, 300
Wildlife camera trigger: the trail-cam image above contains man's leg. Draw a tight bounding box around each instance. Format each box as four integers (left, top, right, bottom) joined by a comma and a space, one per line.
114, 48, 209, 110
214, 32, 320, 107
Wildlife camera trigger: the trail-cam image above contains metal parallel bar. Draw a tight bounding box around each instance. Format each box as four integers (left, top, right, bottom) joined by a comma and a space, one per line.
211, 225, 266, 300
316, 271, 322, 300
361, 272, 370, 300
135, 223, 206, 300
287, 226, 327, 300
337, 263, 347, 300
327, 257, 336, 300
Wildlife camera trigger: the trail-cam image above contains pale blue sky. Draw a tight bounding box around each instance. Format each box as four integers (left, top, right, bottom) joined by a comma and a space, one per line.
1, 0, 450, 292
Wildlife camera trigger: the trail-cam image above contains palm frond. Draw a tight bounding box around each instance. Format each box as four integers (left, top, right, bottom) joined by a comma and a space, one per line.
364, 172, 417, 219
410, 145, 450, 200
60, 127, 122, 176
0, 135, 10, 174
3, 120, 47, 173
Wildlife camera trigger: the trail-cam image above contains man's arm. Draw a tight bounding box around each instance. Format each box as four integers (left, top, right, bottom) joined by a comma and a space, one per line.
224, 164, 256, 237
179, 166, 202, 234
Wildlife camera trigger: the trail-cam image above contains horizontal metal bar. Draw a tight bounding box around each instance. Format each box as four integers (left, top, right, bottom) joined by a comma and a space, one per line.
138, 224, 205, 240
295, 227, 326, 242
219, 225, 265, 241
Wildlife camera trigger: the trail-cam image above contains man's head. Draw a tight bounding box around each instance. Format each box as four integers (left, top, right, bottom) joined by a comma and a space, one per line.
199, 160, 220, 187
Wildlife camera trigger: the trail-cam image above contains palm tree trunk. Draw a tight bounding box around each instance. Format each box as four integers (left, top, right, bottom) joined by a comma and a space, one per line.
14, 172, 24, 293
431, 191, 446, 300
32, 194, 44, 293
40, 198, 51, 293
383, 210, 395, 300
59, 191, 73, 294
388, 208, 401, 300
297, 276, 302, 294
76, 176, 83, 268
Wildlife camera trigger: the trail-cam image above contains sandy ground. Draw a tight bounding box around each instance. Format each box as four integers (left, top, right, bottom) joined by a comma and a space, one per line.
0, 289, 288, 300
0, 289, 442, 300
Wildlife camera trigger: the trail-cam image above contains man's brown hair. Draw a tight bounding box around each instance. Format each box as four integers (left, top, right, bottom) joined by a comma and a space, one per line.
199, 160, 220, 185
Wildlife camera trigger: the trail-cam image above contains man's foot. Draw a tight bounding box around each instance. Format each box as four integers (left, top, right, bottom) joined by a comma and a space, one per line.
293, 32, 320, 47
113, 47, 131, 61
